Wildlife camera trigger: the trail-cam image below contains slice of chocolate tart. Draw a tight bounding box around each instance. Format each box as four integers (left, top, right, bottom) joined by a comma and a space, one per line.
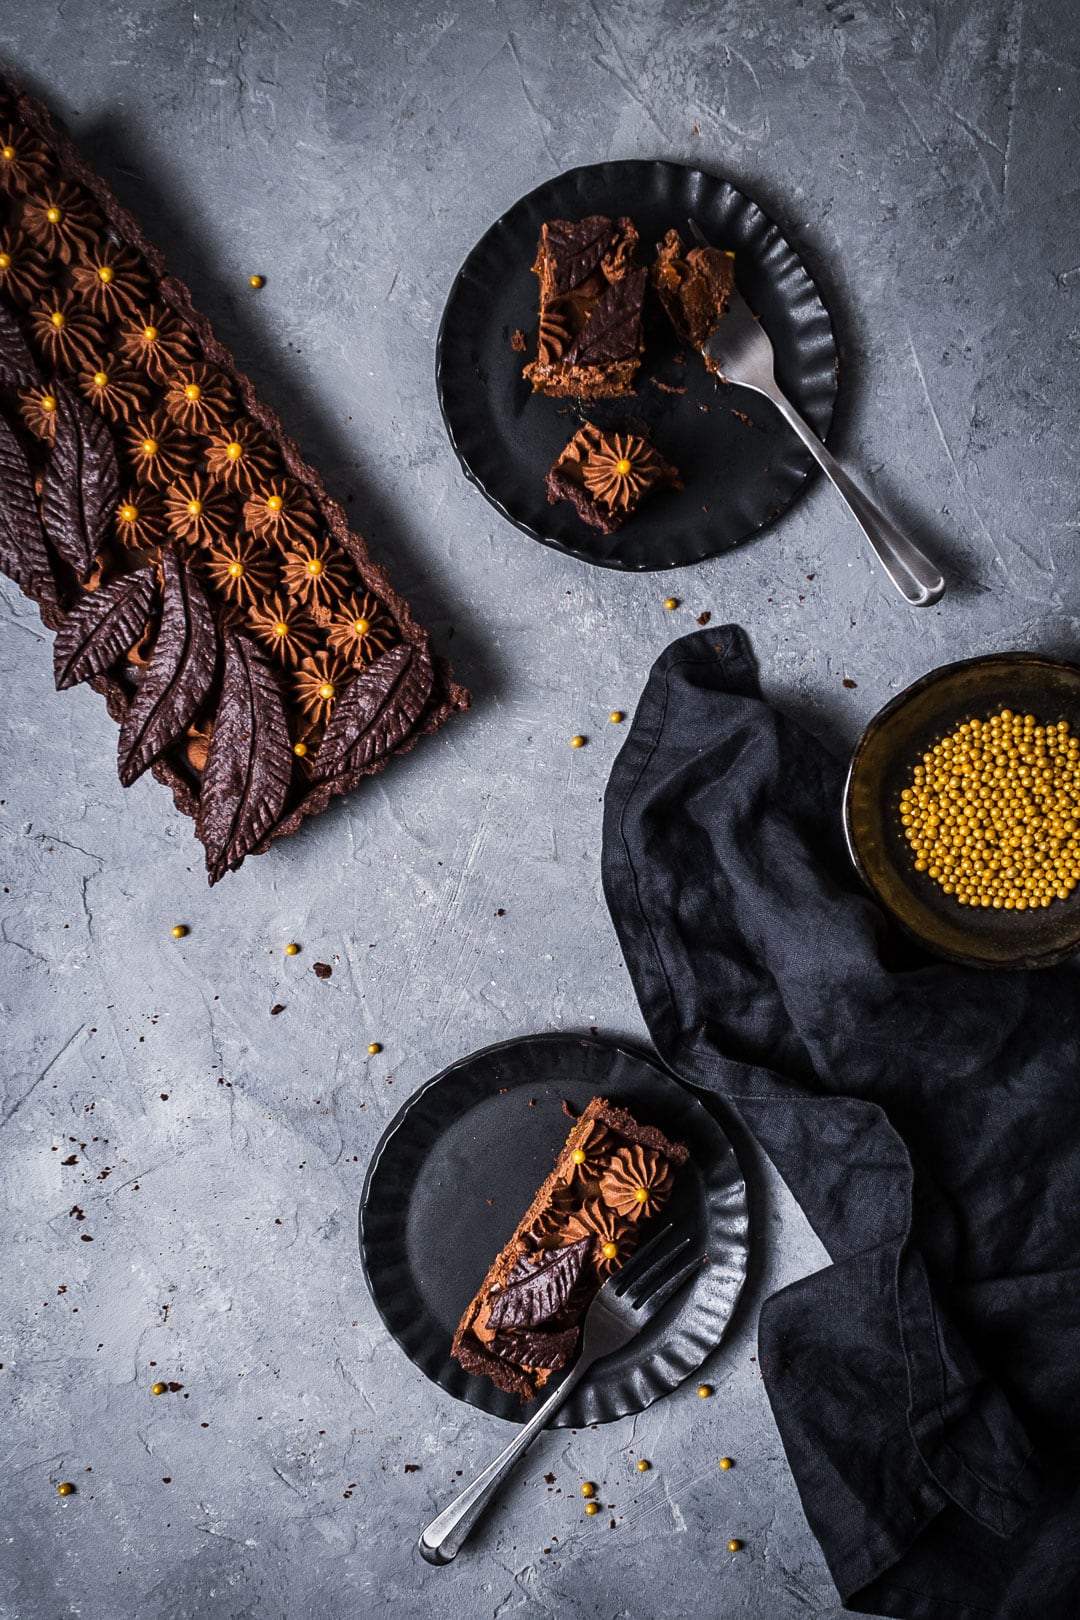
652, 228, 736, 373
523, 215, 645, 399
545, 422, 682, 533
452, 1096, 688, 1402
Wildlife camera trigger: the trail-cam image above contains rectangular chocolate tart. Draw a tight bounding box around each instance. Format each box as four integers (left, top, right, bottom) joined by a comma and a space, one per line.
523, 215, 645, 399
452, 1097, 689, 1402
652, 228, 736, 373
0, 69, 468, 882
546, 423, 682, 533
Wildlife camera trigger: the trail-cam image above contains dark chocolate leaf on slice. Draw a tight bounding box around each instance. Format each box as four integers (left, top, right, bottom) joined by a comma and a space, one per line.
0, 408, 54, 602
53, 566, 158, 690
0, 301, 40, 387
117, 549, 216, 786
546, 215, 617, 295
195, 630, 292, 885
488, 1324, 580, 1370
564, 268, 646, 367
485, 1237, 592, 1333
311, 640, 433, 783
41, 389, 120, 584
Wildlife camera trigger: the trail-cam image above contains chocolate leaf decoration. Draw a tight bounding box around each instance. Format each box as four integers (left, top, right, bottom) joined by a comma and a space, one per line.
53, 566, 158, 690
312, 640, 433, 782
546, 216, 616, 294
41, 390, 120, 584
117, 549, 217, 786
485, 1237, 592, 1333
488, 1325, 580, 1370
0, 408, 54, 602
195, 630, 292, 884
0, 301, 40, 387
564, 269, 646, 367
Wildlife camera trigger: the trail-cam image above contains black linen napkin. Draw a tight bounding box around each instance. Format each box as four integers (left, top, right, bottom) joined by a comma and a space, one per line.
601, 627, 1080, 1620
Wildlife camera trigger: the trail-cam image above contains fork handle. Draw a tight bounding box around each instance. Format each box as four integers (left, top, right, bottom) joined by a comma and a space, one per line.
417, 1355, 593, 1565
760, 384, 945, 607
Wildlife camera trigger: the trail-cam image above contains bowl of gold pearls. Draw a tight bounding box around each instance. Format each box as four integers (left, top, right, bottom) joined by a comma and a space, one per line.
843, 652, 1080, 968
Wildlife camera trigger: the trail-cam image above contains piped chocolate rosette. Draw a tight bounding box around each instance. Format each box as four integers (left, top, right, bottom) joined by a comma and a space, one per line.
452, 1098, 689, 1402
545, 422, 683, 534
0, 73, 466, 882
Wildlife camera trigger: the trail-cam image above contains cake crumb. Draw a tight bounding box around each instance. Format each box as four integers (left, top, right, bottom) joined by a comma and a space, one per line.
312, 962, 333, 979
510, 328, 527, 352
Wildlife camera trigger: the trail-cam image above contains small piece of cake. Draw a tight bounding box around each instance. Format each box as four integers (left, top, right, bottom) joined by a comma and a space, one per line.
545, 423, 682, 533
523, 214, 646, 399
452, 1097, 689, 1402
652, 228, 736, 372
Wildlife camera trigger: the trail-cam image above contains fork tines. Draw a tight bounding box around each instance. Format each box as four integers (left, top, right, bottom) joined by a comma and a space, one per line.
612, 1224, 705, 1314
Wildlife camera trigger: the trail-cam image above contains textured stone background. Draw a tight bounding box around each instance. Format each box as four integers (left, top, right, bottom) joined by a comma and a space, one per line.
1, 2, 1077, 1617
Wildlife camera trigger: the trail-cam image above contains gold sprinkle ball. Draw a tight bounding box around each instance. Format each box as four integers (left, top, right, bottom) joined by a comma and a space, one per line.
570, 735, 586, 749
900, 710, 1080, 911
285, 943, 300, 956
636, 1459, 651, 1473
580, 1481, 596, 1499
292, 741, 308, 758
697, 1384, 713, 1398
584, 1501, 599, 1515
151, 1382, 167, 1396
367, 1042, 382, 1055
57, 1482, 75, 1496
663, 597, 678, 611
719, 1456, 733, 1470
170, 925, 187, 939
727, 1538, 743, 1552
249, 274, 265, 288
609, 712, 624, 724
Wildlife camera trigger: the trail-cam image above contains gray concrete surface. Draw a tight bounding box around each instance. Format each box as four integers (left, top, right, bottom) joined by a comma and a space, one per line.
1, 1, 1077, 1616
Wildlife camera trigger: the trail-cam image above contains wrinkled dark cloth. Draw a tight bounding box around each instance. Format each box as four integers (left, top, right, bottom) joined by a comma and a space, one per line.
601, 628, 1080, 1620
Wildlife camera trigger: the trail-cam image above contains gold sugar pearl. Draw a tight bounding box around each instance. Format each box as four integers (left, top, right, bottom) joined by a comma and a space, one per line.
142, 438, 159, 456
697, 1384, 713, 1398
227, 561, 244, 578
572, 1148, 587, 1164
580, 1482, 596, 1499
225, 441, 243, 461
151, 1382, 167, 1395
367, 1042, 382, 1055
187, 499, 203, 516
609, 711, 624, 723
584, 1501, 599, 1516
719, 1457, 733, 1470
285, 943, 300, 956
0, 253, 10, 269
318, 681, 335, 701
119, 504, 139, 524
292, 741, 308, 757
170, 925, 187, 939
636, 1459, 651, 1473
727, 1539, 743, 1553
633, 1187, 649, 1204
249, 274, 265, 288
354, 618, 371, 636
570, 735, 586, 748
57, 1482, 75, 1496
267, 494, 284, 512
46, 206, 62, 224
306, 558, 323, 575
663, 597, 678, 610
184, 383, 202, 401
93, 371, 109, 389
50, 310, 65, 327
97, 265, 114, 283
901, 709, 1080, 913
615, 458, 632, 475
143, 325, 158, 341
42, 395, 57, 413
273, 622, 290, 638
601, 1240, 618, 1259
1, 145, 15, 162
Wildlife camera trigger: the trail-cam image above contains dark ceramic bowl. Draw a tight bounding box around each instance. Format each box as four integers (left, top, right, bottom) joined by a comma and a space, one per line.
844, 652, 1080, 969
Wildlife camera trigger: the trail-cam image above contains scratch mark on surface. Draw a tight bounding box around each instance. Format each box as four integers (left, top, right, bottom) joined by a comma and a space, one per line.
2, 1024, 86, 1129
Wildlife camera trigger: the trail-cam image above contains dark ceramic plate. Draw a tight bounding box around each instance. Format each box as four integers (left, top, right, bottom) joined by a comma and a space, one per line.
436, 160, 838, 570
359, 1033, 750, 1425
844, 653, 1080, 968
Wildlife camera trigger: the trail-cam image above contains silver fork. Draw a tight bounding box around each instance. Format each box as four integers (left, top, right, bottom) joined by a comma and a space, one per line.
686, 218, 944, 608
417, 1224, 703, 1565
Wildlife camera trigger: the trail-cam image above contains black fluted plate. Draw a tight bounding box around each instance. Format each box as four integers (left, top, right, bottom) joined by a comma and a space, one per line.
436, 160, 838, 570
359, 1034, 750, 1426
844, 652, 1080, 968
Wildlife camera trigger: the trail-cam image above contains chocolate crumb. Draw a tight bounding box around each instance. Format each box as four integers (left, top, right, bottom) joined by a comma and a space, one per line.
404, 1463, 421, 1473
697, 611, 711, 626
312, 962, 333, 979
270, 1004, 285, 1016
61, 1154, 78, 1166
842, 678, 858, 689
544, 1472, 556, 1484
